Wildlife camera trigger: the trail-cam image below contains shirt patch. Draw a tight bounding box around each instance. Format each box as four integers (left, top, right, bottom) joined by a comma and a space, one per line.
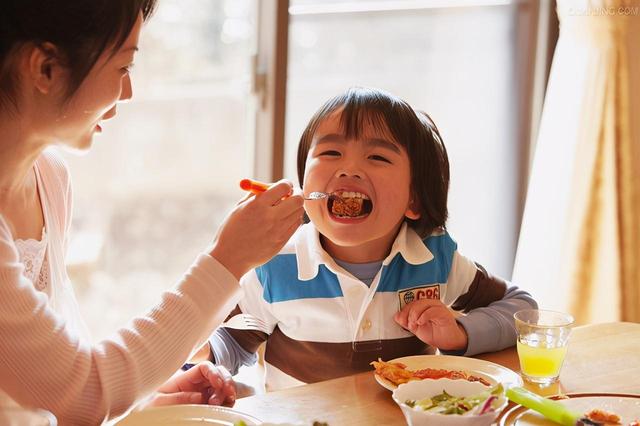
398, 284, 441, 310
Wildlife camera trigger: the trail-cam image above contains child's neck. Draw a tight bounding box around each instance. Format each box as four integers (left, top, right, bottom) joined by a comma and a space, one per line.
320, 230, 399, 264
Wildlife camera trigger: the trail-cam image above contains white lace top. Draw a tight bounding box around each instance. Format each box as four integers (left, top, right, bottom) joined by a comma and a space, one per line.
14, 228, 49, 292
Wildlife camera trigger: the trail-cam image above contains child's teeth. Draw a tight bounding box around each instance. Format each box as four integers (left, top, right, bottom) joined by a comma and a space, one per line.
337, 191, 371, 199
339, 191, 369, 200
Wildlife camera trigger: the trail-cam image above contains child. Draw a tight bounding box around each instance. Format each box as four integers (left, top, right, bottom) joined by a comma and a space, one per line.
201, 87, 537, 391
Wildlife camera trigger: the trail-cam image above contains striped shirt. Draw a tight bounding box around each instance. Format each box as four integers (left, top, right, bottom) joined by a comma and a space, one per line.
211, 222, 536, 390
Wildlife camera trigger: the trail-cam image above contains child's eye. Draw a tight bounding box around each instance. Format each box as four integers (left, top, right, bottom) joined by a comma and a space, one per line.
319, 150, 341, 157
369, 154, 391, 163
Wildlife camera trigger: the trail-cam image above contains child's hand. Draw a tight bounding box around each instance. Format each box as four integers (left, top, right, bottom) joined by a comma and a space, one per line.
147, 362, 236, 407
394, 299, 468, 352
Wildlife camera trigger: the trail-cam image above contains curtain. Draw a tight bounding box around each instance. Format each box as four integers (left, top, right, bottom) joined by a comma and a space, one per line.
512, 0, 640, 324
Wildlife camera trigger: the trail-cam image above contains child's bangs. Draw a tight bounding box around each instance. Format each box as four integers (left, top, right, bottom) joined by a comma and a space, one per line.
338, 105, 402, 147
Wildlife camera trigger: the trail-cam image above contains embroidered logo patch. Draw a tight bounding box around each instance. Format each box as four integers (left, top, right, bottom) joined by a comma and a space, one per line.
398, 284, 441, 310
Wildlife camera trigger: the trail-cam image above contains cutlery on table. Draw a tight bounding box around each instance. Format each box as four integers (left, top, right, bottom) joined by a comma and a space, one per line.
220, 314, 270, 333
506, 387, 607, 426
239, 178, 337, 201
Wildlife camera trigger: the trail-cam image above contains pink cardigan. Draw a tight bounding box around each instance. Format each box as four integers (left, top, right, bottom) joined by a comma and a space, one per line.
0, 150, 241, 425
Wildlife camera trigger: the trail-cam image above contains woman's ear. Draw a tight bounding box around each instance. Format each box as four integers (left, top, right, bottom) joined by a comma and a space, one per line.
27, 42, 64, 95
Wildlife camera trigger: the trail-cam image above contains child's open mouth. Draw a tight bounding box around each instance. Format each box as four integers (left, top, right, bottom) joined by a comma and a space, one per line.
328, 191, 373, 219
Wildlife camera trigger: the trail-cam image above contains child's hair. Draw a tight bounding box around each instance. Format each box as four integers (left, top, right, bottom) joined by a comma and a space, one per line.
297, 87, 450, 237
0, 0, 157, 112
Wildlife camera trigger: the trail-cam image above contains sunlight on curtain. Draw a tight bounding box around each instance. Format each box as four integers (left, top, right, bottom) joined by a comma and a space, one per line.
513, 0, 640, 323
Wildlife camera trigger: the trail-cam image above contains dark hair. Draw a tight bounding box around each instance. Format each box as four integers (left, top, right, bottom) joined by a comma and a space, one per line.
297, 87, 450, 237
0, 0, 157, 111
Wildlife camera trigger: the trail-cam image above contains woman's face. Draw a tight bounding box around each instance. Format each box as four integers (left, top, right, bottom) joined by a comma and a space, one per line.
53, 14, 143, 151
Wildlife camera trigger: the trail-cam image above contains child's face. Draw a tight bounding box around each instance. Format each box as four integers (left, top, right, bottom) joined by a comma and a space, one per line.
303, 111, 420, 262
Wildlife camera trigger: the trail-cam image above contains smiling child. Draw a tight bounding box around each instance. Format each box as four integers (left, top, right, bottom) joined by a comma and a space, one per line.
200, 87, 537, 391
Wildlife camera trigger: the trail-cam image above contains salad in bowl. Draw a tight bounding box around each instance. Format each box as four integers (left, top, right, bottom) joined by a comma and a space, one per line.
392, 378, 507, 426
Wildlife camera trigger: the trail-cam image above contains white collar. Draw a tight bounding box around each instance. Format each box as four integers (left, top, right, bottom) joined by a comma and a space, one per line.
294, 222, 434, 281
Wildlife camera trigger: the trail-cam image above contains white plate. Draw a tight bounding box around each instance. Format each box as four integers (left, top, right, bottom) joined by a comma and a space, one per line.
115, 405, 261, 426
498, 393, 640, 425
374, 354, 522, 391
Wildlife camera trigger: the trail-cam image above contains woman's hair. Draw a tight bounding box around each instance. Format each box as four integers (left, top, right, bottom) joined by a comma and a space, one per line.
0, 0, 157, 111
297, 87, 450, 237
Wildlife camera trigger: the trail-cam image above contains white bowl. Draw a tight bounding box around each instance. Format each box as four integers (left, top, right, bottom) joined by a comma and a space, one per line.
392, 378, 507, 426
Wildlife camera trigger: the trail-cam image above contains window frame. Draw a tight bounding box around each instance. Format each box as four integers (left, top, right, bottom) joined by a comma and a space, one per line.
254, 0, 556, 274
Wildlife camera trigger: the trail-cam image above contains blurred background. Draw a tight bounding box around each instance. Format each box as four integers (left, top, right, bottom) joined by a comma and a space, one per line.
64, 0, 640, 388
66, 0, 553, 340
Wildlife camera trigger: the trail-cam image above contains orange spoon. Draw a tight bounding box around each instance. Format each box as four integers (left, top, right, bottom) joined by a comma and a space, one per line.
239, 178, 334, 200
239, 178, 270, 194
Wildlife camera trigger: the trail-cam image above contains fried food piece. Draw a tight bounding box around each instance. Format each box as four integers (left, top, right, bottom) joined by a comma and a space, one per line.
370, 358, 491, 387
370, 359, 414, 385
586, 409, 621, 424
331, 196, 363, 217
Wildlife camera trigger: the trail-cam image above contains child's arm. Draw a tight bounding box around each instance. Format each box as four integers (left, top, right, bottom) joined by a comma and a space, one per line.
188, 310, 263, 375
451, 282, 537, 356
198, 269, 276, 374
395, 251, 537, 356
208, 327, 262, 375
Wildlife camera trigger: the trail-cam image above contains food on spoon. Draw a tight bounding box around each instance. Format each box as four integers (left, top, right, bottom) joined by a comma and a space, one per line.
371, 358, 491, 387
329, 191, 371, 217
331, 196, 363, 216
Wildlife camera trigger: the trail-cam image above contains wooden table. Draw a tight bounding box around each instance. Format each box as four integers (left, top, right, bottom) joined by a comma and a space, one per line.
234, 322, 640, 425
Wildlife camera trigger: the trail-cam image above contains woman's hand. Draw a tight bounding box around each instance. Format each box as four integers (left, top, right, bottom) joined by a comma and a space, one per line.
394, 299, 468, 351
190, 341, 213, 363
146, 362, 236, 407
210, 180, 304, 280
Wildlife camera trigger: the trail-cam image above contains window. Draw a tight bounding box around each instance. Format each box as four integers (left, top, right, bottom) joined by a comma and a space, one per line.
284, 0, 539, 277
64, 0, 258, 340
62, 0, 543, 389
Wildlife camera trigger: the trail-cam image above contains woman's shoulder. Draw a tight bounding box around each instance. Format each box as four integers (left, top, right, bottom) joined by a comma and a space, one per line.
35, 148, 71, 191
36, 148, 70, 179
34, 149, 73, 228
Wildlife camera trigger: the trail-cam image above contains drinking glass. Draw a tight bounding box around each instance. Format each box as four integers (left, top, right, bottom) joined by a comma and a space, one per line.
514, 309, 574, 385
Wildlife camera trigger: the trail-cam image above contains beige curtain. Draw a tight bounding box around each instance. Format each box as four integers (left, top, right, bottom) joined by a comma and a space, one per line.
512, 0, 640, 324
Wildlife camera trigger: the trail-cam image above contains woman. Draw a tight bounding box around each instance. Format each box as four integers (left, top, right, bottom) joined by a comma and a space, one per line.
0, 1, 304, 424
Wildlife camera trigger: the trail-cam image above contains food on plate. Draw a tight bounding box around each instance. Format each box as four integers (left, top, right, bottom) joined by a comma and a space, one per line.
586, 408, 621, 424
371, 358, 491, 387
584, 409, 639, 426
405, 384, 504, 415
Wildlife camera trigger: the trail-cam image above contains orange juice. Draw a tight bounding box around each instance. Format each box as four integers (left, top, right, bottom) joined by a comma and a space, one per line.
517, 341, 567, 379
